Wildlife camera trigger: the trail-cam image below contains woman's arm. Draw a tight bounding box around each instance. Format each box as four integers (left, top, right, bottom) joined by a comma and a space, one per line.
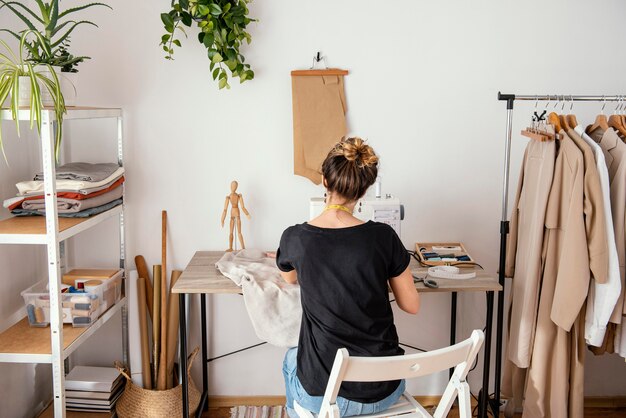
389, 266, 420, 314
280, 270, 298, 284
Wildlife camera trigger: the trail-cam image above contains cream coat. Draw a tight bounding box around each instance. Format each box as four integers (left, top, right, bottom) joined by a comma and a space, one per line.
524, 130, 608, 418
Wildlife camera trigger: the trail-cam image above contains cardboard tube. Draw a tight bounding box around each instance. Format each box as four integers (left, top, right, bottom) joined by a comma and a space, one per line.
152, 264, 162, 387
137, 277, 152, 389
157, 211, 168, 390
135, 255, 153, 319
165, 270, 182, 388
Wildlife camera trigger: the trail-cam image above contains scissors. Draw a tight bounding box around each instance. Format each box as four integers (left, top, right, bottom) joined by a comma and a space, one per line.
412, 274, 439, 289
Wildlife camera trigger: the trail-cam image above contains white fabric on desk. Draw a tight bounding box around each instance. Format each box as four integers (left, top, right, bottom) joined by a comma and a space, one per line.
216, 249, 301, 348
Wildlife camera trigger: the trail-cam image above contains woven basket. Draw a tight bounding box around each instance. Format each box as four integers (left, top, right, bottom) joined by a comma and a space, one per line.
116, 347, 201, 417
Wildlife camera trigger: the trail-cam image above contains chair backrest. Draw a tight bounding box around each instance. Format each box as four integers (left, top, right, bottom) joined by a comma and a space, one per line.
319, 329, 485, 413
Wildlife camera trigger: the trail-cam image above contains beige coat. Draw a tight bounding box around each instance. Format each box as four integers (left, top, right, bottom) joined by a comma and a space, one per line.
504, 138, 556, 368
588, 127, 626, 355
524, 131, 608, 418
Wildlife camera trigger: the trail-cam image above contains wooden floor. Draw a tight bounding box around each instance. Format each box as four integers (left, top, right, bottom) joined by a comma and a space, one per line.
204, 406, 626, 417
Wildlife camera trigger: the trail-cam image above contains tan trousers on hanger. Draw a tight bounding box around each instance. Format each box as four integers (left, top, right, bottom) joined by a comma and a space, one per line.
291, 74, 347, 184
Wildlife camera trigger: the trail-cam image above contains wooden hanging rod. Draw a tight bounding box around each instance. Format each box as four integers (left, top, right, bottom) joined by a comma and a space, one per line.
291, 69, 349, 76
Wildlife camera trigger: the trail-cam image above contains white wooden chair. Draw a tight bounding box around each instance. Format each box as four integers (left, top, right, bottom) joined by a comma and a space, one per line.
293, 329, 484, 418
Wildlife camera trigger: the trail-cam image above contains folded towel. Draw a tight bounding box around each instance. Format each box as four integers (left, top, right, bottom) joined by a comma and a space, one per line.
17, 167, 124, 195
21, 186, 123, 213
12, 198, 123, 218
216, 249, 301, 348
34, 162, 120, 182
4, 177, 125, 211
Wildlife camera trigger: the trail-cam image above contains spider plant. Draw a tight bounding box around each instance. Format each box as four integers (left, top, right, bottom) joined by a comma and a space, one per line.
0, 31, 66, 161
0, 0, 111, 72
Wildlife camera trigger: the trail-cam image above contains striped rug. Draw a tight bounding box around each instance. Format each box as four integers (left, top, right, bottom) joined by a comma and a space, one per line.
229, 405, 287, 418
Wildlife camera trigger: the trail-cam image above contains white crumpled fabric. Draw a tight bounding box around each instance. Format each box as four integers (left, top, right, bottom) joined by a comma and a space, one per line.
216, 249, 301, 347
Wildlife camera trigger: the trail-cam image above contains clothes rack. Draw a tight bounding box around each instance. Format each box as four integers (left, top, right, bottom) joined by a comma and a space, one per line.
483, 93, 626, 418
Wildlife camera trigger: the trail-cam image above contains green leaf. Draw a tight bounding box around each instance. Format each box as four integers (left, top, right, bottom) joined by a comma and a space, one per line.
161, 12, 174, 27
0, 1, 44, 25
211, 52, 223, 63
218, 77, 227, 89
173, 39, 181, 47
210, 61, 215, 71
203, 34, 214, 48
180, 0, 189, 9
246, 70, 254, 80
58, 2, 111, 19
225, 49, 237, 61
52, 21, 98, 48
197, 32, 205, 43
181, 11, 192, 26
212, 68, 219, 80
240, 72, 247, 82
209, 3, 222, 16
207, 48, 217, 59
161, 34, 171, 43
223, 3, 232, 13
197, 4, 210, 15
0, 2, 38, 29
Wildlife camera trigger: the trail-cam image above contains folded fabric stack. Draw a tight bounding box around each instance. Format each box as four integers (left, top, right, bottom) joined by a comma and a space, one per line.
3, 162, 124, 218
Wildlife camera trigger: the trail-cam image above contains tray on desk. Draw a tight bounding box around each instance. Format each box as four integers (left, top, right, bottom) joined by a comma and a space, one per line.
414, 242, 474, 266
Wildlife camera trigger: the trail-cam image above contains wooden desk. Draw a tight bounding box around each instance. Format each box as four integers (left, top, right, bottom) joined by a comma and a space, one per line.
173, 251, 502, 418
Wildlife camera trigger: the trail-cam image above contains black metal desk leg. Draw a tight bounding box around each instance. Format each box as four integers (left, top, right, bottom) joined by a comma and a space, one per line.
478, 291, 495, 418
449, 292, 457, 379
179, 294, 189, 418
201, 294, 208, 411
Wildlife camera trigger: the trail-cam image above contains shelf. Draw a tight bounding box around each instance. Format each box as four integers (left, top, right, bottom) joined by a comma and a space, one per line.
0, 297, 126, 364
1, 107, 122, 121
38, 402, 114, 417
0, 205, 122, 245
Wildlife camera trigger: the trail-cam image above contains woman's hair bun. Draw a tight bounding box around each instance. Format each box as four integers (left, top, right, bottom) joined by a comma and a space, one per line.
337, 137, 378, 168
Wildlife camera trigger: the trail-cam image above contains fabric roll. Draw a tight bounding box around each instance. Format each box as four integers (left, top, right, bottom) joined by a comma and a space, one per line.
17, 167, 124, 195
291, 73, 347, 184
34, 162, 120, 182
21, 185, 123, 213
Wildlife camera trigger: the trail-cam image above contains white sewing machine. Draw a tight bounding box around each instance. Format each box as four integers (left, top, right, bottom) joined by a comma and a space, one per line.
309, 195, 404, 236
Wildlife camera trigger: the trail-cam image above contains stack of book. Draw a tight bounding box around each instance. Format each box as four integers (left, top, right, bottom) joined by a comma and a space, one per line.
65, 366, 125, 414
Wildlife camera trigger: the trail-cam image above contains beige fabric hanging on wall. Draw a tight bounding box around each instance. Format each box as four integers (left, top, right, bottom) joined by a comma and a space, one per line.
291, 69, 348, 184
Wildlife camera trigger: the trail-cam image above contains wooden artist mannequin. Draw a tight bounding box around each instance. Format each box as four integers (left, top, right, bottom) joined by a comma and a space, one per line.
220, 181, 251, 252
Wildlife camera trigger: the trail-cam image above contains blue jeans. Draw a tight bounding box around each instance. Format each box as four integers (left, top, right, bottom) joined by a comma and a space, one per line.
282, 348, 405, 418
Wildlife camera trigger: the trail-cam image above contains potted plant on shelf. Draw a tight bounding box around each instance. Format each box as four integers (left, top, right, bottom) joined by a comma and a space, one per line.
160, 0, 256, 89
0, 0, 112, 105
0, 31, 66, 161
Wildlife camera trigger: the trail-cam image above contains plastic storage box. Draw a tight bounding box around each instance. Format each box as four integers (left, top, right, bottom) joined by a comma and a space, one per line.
21, 280, 100, 327
62, 269, 123, 314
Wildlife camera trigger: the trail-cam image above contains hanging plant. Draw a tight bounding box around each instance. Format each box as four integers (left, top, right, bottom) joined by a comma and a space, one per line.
160, 0, 256, 89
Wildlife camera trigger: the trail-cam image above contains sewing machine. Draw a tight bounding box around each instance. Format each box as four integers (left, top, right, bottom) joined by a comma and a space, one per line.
309, 195, 404, 236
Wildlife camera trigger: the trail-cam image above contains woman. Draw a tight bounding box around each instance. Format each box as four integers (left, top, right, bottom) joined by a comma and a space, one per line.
276, 137, 420, 417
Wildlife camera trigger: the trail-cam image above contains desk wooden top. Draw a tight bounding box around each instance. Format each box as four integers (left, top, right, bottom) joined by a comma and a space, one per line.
172, 251, 502, 294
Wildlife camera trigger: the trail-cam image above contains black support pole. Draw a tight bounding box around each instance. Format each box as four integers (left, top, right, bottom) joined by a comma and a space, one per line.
449, 292, 457, 380
179, 294, 189, 418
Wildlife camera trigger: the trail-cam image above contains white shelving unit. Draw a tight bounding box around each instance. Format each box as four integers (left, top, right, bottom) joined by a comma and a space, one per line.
0, 107, 128, 418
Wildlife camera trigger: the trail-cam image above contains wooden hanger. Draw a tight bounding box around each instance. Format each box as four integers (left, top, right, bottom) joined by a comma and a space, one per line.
587, 114, 610, 135
559, 114, 571, 130
608, 115, 626, 137
521, 128, 555, 142
566, 114, 578, 128
291, 69, 349, 76
548, 112, 562, 133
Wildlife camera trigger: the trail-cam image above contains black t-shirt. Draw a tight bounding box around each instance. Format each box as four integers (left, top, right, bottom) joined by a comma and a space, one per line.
276, 221, 410, 403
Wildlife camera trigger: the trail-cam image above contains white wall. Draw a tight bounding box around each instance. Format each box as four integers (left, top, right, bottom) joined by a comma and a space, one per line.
3, 0, 626, 416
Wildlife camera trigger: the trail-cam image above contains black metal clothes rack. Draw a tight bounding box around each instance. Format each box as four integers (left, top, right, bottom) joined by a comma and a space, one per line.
482, 92, 625, 418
